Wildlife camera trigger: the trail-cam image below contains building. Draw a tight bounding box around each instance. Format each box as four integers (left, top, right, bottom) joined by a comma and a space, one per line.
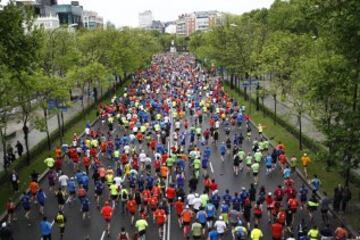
83, 10, 103, 29
16, 0, 57, 17
176, 14, 187, 36
34, 13, 60, 30
165, 23, 176, 34
176, 11, 224, 36
138, 10, 153, 28
53, 1, 83, 26
149, 20, 164, 32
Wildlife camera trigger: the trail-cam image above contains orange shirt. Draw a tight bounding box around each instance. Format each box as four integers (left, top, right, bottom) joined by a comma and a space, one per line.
29, 181, 39, 194
181, 209, 192, 223
160, 166, 168, 178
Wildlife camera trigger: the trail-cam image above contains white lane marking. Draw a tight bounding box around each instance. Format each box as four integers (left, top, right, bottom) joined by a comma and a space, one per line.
100, 230, 106, 240
209, 162, 214, 173
51, 220, 54, 227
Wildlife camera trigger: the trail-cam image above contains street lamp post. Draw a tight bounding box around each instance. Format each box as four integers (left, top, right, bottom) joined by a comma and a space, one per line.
256, 82, 260, 111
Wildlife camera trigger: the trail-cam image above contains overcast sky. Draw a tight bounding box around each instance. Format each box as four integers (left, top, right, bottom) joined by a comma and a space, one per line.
56, 0, 274, 27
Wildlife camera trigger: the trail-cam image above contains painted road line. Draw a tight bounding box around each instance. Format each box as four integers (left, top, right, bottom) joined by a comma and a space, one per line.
51, 220, 54, 227
209, 161, 214, 173
100, 230, 106, 240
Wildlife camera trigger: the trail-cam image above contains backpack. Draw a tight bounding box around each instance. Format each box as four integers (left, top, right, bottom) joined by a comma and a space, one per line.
236, 227, 246, 239
122, 190, 128, 200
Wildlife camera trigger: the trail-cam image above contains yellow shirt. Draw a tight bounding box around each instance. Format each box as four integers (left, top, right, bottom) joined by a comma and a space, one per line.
251, 228, 263, 240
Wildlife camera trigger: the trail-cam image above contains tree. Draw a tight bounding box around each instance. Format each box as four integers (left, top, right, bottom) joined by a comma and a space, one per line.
0, 65, 16, 165
0, 2, 42, 165
31, 71, 70, 150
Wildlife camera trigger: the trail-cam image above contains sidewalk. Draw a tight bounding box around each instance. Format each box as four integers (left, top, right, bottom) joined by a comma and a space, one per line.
0, 90, 97, 171
248, 80, 326, 142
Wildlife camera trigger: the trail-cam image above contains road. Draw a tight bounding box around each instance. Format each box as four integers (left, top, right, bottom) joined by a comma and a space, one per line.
8, 54, 342, 240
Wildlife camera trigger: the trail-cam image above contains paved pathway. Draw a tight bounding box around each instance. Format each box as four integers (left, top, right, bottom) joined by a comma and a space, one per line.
0, 90, 99, 171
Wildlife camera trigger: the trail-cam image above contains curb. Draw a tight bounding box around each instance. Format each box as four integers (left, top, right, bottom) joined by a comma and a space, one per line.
0, 116, 99, 223
247, 118, 357, 236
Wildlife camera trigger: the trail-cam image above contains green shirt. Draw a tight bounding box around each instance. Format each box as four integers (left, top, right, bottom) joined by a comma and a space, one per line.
254, 152, 262, 162
238, 151, 246, 160
44, 157, 55, 168
193, 159, 201, 169
135, 219, 148, 232
251, 163, 260, 173
166, 155, 176, 167
192, 222, 203, 237
246, 156, 252, 165
200, 194, 209, 207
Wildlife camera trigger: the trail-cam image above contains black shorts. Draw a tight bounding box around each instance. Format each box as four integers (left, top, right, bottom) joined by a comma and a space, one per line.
111, 195, 118, 200
253, 172, 258, 177
183, 221, 190, 226
138, 230, 146, 236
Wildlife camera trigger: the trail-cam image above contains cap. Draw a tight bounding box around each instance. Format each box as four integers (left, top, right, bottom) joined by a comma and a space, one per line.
219, 216, 223, 220
185, 205, 189, 209
241, 187, 246, 190
178, 197, 182, 200
268, 192, 272, 196
237, 220, 243, 226
195, 193, 199, 197
1, 222, 6, 227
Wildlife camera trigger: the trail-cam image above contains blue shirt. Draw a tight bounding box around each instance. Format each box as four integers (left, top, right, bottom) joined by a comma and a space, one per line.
21, 194, 30, 209
208, 230, 219, 240
205, 203, 216, 217
67, 180, 76, 193
40, 220, 52, 236
265, 155, 273, 167
196, 211, 207, 224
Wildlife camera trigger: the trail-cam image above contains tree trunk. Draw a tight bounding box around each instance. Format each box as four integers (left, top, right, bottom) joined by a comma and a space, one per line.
81, 86, 85, 114
23, 119, 30, 165
57, 112, 63, 145
273, 94, 277, 125
298, 112, 303, 150
60, 111, 65, 136
261, 97, 265, 117
0, 127, 7, 170
43, 108, 51, 150
345, 81, 358, 186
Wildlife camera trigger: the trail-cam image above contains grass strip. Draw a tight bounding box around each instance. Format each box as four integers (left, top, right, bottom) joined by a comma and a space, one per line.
224, 83, 360, 231
0, 81, 129, 212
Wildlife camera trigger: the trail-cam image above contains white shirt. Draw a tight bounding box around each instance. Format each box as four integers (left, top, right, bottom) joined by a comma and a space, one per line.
187, 194, 195, 206
214, 220, 226, 234
124, 145, 130, 154
58, 175, 69, 187
114, 176, 124, 187
192, 197, 202, 210
139, 153, 146, 163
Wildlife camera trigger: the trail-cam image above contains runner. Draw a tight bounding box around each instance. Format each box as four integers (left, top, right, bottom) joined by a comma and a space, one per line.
101, 201, 113, 237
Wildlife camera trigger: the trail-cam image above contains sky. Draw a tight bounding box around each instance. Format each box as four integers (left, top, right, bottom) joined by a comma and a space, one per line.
57, 0, 274, 27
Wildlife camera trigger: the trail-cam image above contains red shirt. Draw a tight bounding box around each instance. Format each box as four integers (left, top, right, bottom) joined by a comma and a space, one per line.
101, 205, 112, 220
153, 209, 166, 225
175, 201, 184, 215
127, 199, 137, 214
272, 223, 283, 239
166, 187, 176, 200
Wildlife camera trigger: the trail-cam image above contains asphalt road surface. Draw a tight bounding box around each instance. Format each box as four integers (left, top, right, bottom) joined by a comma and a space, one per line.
8, 54, 341, 240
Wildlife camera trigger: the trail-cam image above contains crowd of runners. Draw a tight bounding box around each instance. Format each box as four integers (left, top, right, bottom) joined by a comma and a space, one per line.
1, 54, 358, 240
